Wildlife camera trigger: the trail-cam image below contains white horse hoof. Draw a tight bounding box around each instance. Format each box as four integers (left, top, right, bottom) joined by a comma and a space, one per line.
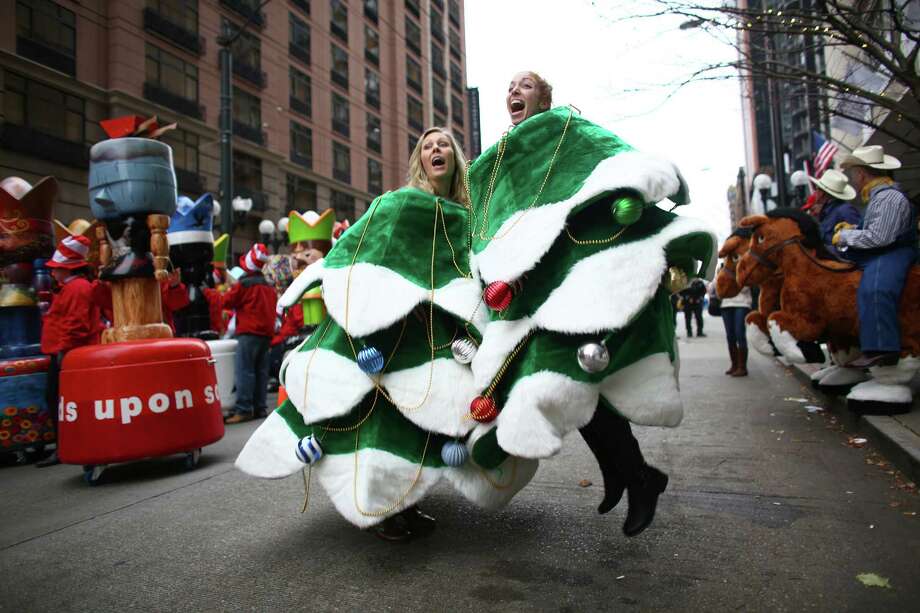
768, 320, 806, 364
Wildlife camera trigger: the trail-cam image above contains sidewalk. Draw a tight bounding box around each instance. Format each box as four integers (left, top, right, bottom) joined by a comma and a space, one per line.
790, 362, 920, 484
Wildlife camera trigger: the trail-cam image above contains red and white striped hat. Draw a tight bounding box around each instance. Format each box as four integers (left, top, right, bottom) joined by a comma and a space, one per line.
239, 243, 270, 274
47, 235, 91, 270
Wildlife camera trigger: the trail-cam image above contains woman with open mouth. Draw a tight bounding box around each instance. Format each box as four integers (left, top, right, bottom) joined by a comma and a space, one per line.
236, 128, 537, 542
465, 71, 717, 537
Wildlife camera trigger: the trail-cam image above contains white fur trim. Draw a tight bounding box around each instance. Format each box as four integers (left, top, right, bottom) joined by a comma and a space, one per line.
167, 230, 214, 246
817, 366, 869, 387
283, 348, 375, 424
768, 319, 806, 363
444, 452, 538, 510
809, 364, 837, 382
279, 258, 326, 309
831, 347, 861, 366
495, 372, 599, 459
380, 358, 479, 438
599, 352, 683, 427
471, 317, 535, 390
747, 322, 773, 356
532, 216, 716, 334
869, 356, 920, 385
322, 264, 483, 337
312, 448, 443, 528
235, 411, 304, 478
847, 380, 913, 404
476, 151, 693, 284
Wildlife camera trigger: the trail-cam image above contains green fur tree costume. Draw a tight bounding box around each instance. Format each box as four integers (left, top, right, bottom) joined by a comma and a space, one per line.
236, 108, 716, 529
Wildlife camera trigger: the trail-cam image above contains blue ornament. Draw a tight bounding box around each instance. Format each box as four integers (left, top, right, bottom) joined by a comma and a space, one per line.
295, 435, 323, 464
357, 346, 385, 374
441, 440, 469, 467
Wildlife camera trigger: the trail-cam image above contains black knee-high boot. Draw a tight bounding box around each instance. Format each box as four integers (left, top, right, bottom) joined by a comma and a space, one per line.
579, 409, 626, 515
580, 406, 669, 536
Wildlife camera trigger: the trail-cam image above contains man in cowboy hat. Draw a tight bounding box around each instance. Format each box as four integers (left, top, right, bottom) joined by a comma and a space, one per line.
37, 235, 106, 466
833, 145, 918, 368
806, 169, 862, 255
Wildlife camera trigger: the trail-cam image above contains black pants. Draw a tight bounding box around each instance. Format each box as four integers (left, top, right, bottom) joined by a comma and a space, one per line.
684, 303, 703, 335
45, 353, 61, 433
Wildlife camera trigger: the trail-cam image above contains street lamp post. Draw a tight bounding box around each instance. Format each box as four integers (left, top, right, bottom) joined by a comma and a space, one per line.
753, 173, 774, 212
258, 217, 289, 252
790, 170, 810, 208
763, 19, 788, 209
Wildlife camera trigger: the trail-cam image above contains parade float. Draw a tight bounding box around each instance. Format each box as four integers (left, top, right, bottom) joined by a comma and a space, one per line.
56, 116, 223, 483
0, 176, 56, 461
738, 210, 920, 415
167, 194, 237, 414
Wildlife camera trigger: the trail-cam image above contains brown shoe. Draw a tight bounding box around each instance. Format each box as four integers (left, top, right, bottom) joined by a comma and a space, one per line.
846, 352, 900, 369
730, 348, 749, 377
224, 413, 254, 424
725, 346, 738, 375
369, 514, 413, 542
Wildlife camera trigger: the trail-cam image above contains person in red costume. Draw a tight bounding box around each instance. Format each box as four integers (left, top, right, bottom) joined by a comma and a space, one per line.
223, 244, 277, 424
160, 268, 190, 334
36, 235, 105, 466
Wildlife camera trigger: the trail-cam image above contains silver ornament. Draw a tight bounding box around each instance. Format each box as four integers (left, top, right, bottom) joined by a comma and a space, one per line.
451, 338, 477, 364
441, 440, 469, 467
577, 342, 610, 373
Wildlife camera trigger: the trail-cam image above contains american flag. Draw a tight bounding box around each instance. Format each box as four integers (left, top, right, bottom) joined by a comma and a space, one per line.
812, 131, 838, 177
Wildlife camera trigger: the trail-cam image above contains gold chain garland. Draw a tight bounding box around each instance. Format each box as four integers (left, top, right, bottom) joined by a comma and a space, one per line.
564, 225, 629, 246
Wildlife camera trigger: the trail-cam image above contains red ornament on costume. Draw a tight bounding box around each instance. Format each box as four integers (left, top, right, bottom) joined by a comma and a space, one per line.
470, 396, 498, 423
484, 281, 513, 311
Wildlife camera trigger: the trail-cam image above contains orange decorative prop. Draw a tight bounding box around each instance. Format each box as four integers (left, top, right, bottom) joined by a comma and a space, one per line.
57, 338, 224, 466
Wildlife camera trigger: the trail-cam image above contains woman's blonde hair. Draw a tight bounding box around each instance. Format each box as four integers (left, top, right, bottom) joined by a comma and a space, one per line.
525, 71, 553, 110
406, 127, 470, 206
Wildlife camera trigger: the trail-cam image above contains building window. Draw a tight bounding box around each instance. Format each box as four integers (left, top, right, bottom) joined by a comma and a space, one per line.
365, 69, 380, 109
289, 13, 311, 65
145, 43, 199, 104
431, 41, 446, 78
430, 6, 444, 43
3, 71, 84, 144
454, 128, 465, 152
331, 189, 356, 221
292, 0, 310, 16
407, 133, 418, 158
289, 67, 311, 117
368, 157, 382, 195
333, 141, 351, 184
220, 0, 265, 28
407, 95, 423, 132
332, 92, 350, 137
234, 150, 263, 198
448, 0, 460, 27
144, 1, 201, 54
451, 94, 464, 126
233, 86, 263, 144
364, 0, 378, 22
433, 77, 447, 114
364, 25, 379, 65
223, 18, 265, 87
405, 16, 421, 56
291, 121, 312, 169
406, 55, 422, 94
449, 27, 461, 59
330, 0, 348, 42
331, 43, 349, 89
366, 113, 381, 153
287, 174, 317, 211
404, 0, 420, 18
434, 112, 446, 129
162, 128, 202, 193
16, 0, 77, 76
450, 61, 463, 92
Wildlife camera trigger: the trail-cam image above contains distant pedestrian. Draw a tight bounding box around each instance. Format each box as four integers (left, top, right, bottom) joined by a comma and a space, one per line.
679, 278, 707, 337
222, 244, 277, 424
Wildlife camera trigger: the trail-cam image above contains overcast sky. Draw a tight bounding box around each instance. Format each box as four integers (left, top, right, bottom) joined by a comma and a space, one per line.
464, 0, 744, 241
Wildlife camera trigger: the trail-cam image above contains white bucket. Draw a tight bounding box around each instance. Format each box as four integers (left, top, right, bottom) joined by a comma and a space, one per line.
207, 339, 238, 412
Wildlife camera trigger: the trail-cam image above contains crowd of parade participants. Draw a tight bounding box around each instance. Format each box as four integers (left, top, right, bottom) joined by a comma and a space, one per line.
18, 68, 915, 545
710, 147, 918, 403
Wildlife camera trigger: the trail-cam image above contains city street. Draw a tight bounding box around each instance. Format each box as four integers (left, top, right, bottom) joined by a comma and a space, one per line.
2, 315, 918, 611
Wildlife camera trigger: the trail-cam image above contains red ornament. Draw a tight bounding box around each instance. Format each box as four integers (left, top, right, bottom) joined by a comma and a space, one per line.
470, 396, 498, 423
484, 281, 513, 311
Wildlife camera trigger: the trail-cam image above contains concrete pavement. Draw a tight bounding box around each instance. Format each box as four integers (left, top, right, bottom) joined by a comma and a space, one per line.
1, 315, 918, 611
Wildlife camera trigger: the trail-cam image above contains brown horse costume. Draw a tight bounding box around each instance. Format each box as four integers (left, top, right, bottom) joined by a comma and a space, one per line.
715, 234, 783, 356
738, 211, 920, 413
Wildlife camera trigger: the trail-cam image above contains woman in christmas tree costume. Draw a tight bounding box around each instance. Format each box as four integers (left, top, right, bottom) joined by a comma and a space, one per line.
466, 72, 717, 536
236, 129, 537, 540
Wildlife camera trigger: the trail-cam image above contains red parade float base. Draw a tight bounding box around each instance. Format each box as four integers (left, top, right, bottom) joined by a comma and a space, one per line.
57, 338, 224, 479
